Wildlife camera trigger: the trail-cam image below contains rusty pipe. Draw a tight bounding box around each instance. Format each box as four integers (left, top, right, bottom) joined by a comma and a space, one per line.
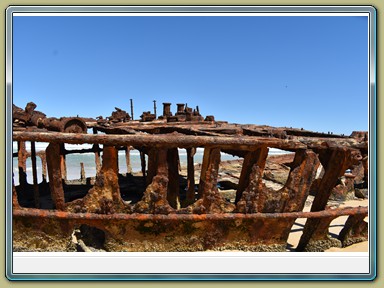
13, 206, 368, 221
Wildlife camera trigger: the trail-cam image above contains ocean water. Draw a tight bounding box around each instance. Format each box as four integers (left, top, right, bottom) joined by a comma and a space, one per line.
12, 142, 291, 185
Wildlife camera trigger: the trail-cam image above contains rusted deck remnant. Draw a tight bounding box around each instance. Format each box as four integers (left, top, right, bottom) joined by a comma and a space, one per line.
12, 102, 369, 252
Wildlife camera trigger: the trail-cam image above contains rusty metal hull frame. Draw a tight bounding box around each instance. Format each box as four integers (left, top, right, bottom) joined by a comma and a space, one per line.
11, 127, 369, 252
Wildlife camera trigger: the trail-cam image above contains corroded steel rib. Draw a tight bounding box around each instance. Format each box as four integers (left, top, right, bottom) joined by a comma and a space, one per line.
296, 148, 363, 251
298, 137, 368, 151
167, 148, 180, 208
66, 145, 126, 214
13, 206, 368, 220
30, 141, 40, 208
192, 148, 235, 214
235, 147, 269, 204
17, 141, 27, 190
13, 131, 307, 150
279, 150, 320, 213
338, 214, 368, 247
13, 131, 367, 151
185, 147, 196, 204
46, 143, 65, 210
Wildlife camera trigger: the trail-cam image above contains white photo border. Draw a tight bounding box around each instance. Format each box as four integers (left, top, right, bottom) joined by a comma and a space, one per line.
5, 5, 377, 281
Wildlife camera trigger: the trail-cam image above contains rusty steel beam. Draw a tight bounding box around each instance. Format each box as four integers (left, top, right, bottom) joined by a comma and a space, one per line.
13, 131, 307, 150
235, 163, 265, 213
185, 147, 196, 204
235, 147, 269, 204
167, 148, 180, 209
66, 145, 127, 214
12, 181, 19, 208
298, 137, 367, 151
254, 150, 320, 243
338, 214, 368, 247
13, 131, 368, 152
46, 143, 65, 210
96, 122, 366, 149
279, 149, 320, 213
140, 150, 146, 182
296, 148, 363, 251
17, 141, 28, 190
197, 147, 213, 199
300, 216, 341, 252
59, 144, 67, 181
39, 151, 47, 183
146, 148, 158, 186
134, 149, 175, 215
62, 147, 101, 155
30, 141, 40, 208
80, 162, 85, 182
312, 148, 360, 210
91, 127, 102, 174
125, 146, 132, 174
192, 148, 234, 214
13, 206, 368, 220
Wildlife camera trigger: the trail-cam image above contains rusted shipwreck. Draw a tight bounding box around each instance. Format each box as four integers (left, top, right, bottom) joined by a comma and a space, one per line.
12, 102, 369, 252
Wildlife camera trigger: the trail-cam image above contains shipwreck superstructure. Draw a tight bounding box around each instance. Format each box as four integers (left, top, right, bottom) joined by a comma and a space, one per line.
11, 102, 368, 252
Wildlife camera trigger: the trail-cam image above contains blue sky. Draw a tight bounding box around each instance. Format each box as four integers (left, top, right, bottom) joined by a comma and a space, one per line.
12, 15, 368, 135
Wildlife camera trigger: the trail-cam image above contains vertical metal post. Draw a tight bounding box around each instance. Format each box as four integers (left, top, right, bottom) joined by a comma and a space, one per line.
146, 148, 158, 186
41, 154, 47, 183
235, 147, 269, 204
17, 141, 27, 190
167, 148, 180, 209
12, 178, 19, 208
93, 128, 101, 174
186, 147, 196, 204
80, 162, 85, 183
140, 150, 146, 184
30, 141, 40, 208
130, 98, 134, 120
198, 147, 221, 199
60, 143, 67, 181
125, 146, 132, 174
46, 143, 65, 210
